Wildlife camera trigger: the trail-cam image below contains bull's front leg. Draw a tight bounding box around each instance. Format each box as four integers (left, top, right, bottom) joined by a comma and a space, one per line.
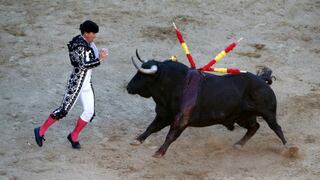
153, 112, 188, 158
131, 115, 170, 146
152, 123, 186, 158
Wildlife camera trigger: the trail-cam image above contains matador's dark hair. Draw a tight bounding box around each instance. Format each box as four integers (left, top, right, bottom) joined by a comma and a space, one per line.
79, 20, 99, 34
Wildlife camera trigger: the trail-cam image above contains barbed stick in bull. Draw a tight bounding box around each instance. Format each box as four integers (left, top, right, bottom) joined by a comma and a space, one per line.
173, 22, 196, 69
200, 37, 243, 71
173, 22, 246, 74
201, 38, 246, 74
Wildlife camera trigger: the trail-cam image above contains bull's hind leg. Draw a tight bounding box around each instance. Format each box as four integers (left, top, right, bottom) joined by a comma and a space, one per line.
234, 116, 260, 147
262, 113, 287, 145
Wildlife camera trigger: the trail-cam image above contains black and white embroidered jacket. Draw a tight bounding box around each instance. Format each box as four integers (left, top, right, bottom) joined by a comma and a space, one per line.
67, 35, 100, 69
51, 35, 100, 120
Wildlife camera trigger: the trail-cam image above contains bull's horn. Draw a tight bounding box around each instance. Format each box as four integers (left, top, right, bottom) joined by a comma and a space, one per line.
136, 49, 145, 63
131, 57, 158, 74
132, 57, 140, 70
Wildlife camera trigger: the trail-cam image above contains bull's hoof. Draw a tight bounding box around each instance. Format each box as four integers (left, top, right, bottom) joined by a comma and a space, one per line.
130, 139, 142, 146
152, 152, 164, 158
233, 143, 243, 150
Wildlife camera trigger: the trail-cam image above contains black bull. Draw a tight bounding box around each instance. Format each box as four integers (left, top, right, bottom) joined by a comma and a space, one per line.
127, 53, 287, 158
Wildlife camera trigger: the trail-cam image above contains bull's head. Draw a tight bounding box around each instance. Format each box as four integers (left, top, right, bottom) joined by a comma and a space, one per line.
127, 50, 159, 98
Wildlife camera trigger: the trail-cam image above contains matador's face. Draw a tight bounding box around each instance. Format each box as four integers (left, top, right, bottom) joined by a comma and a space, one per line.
83, 32, 96, 43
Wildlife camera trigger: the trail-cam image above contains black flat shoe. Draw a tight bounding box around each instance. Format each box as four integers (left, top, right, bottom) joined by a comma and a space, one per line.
67, 134, 81, 149
34, 127, 45, 147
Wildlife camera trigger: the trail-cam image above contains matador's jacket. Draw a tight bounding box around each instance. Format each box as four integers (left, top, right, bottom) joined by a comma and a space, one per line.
51, 35, 100, 120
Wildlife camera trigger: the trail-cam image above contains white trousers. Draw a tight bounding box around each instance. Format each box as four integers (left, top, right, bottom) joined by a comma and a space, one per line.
78, 42, 98, 122
79, 70, 95, 122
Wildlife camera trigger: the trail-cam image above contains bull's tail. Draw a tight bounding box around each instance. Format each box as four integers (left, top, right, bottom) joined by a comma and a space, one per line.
256, 65, 275, 85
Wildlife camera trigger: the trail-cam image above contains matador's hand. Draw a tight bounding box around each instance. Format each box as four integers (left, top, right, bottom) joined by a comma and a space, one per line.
99, 48, 108, 62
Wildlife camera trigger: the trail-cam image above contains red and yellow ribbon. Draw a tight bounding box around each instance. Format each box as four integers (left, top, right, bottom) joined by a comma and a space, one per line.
173, 22, 196, 69
208, 67, 247, 74
200, 38, 243, 71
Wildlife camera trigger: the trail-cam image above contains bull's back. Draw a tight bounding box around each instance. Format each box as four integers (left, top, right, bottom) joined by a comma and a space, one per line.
192, 72, 275, 125
199, 73, 250, 107
200, 72, 273, 104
